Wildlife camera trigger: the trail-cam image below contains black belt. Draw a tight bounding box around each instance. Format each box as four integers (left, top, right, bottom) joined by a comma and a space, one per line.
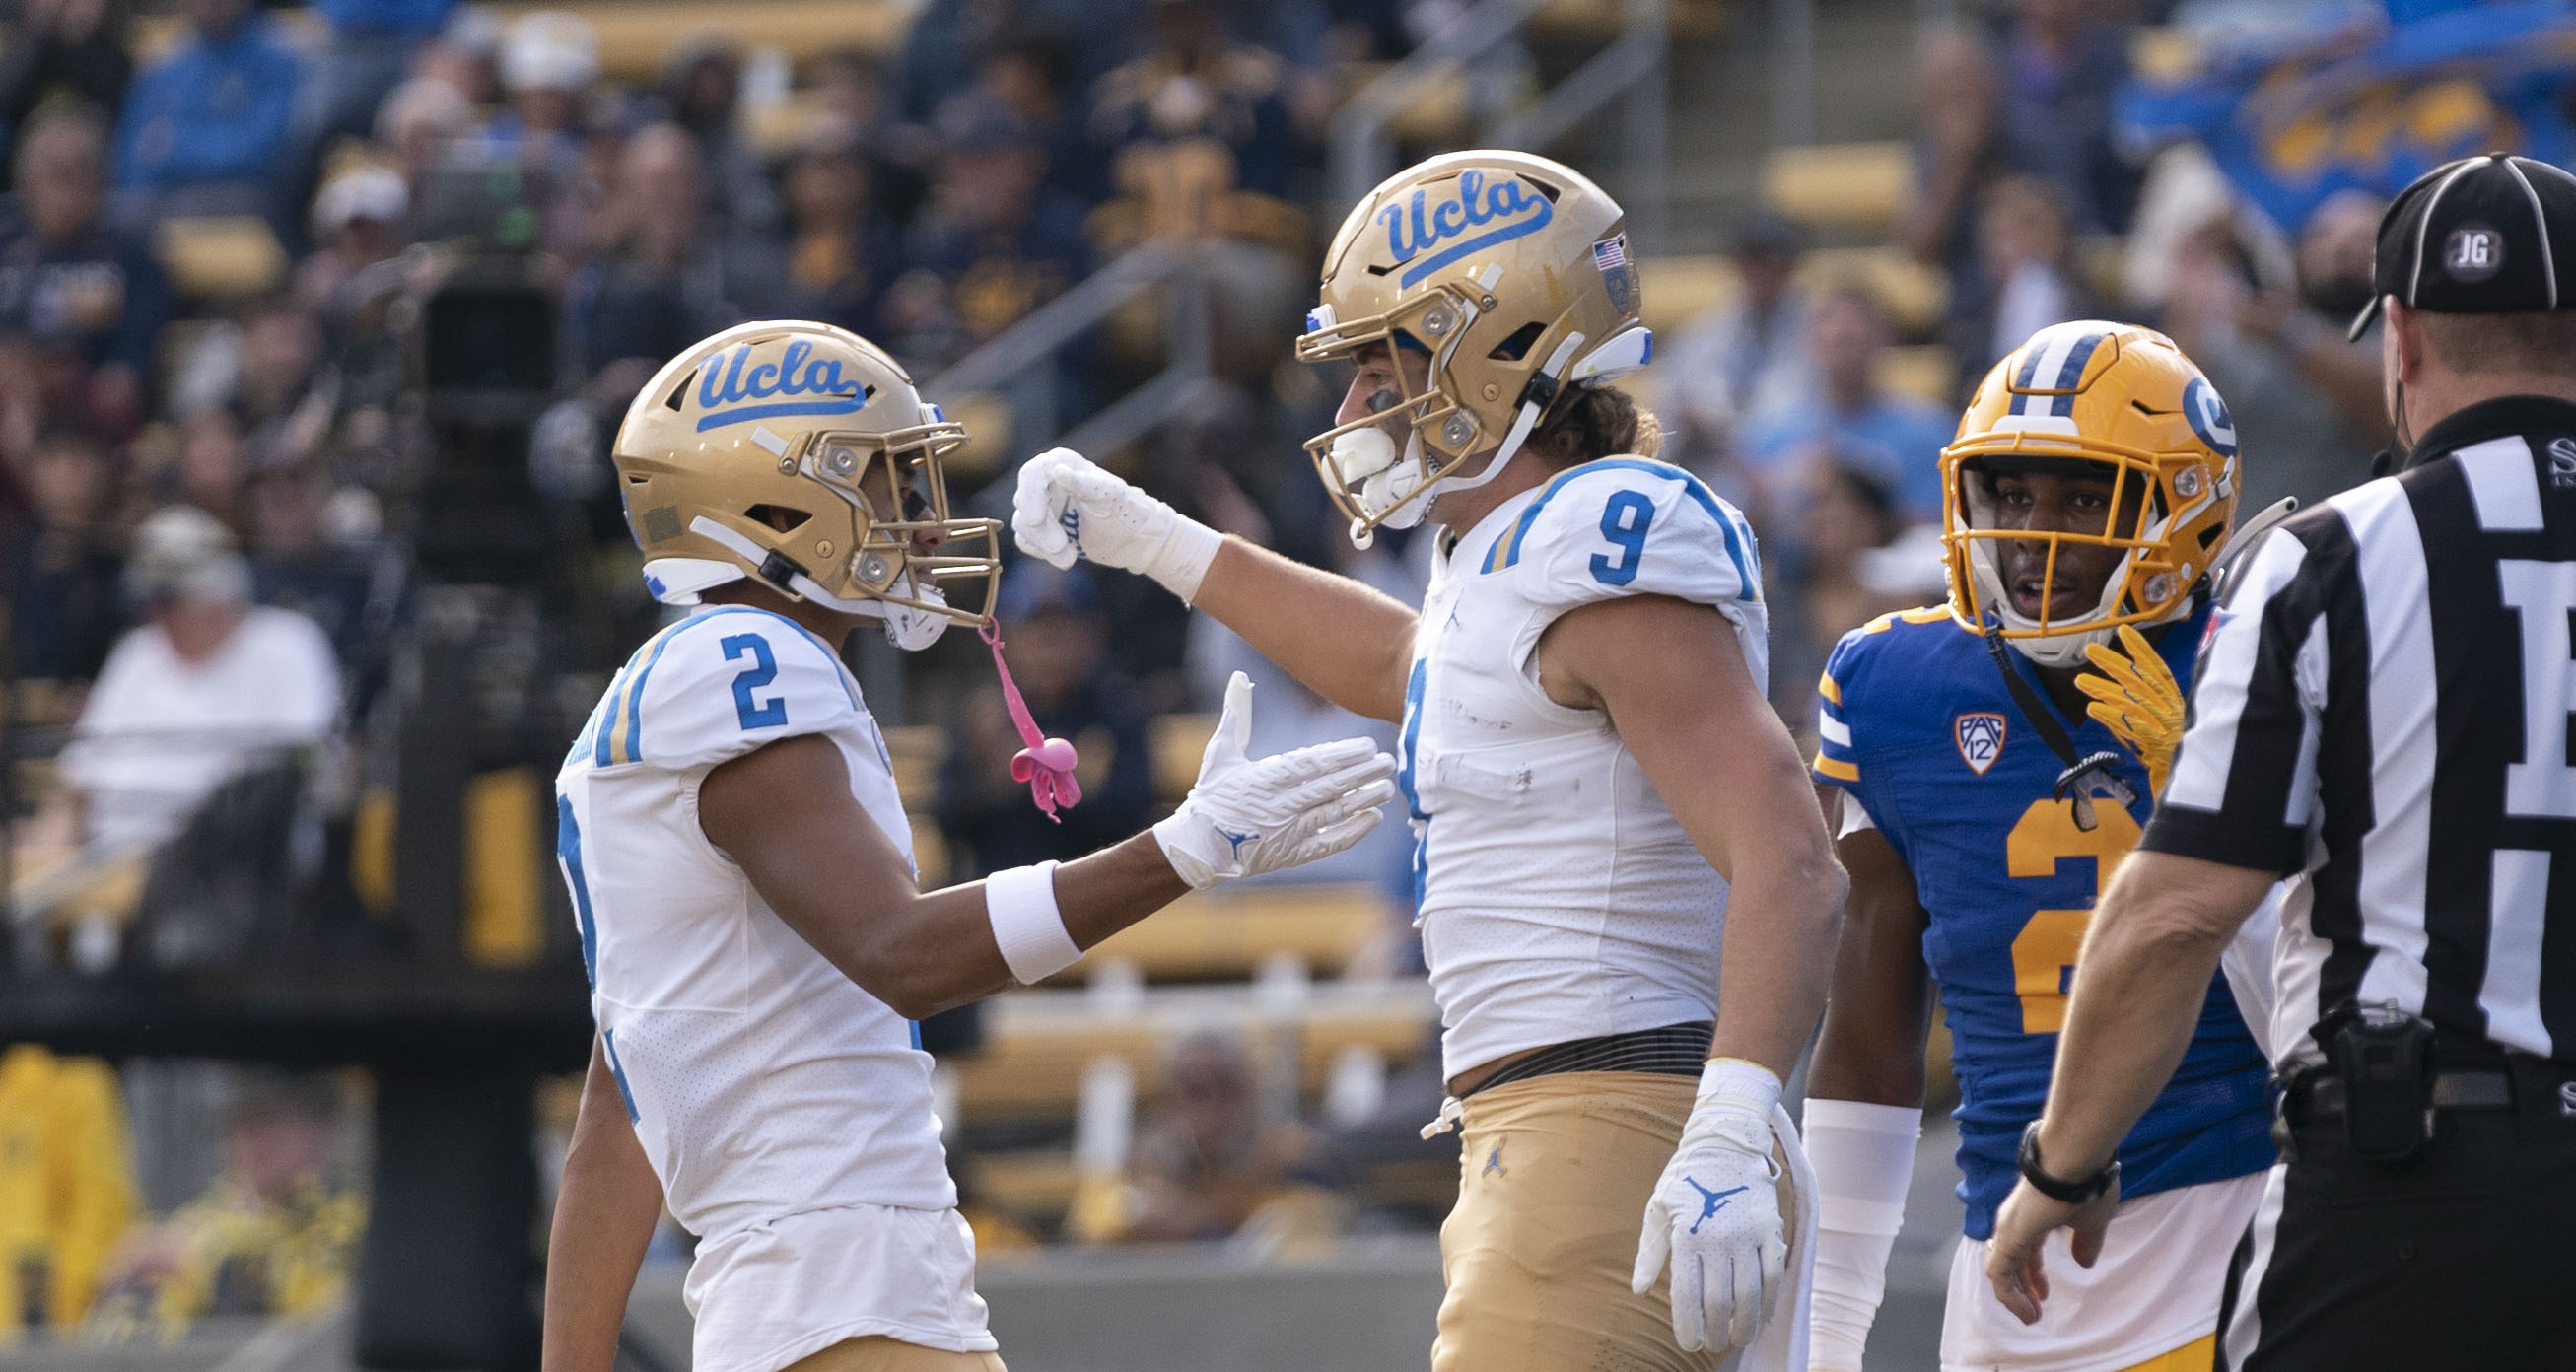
1461, 1020, 1712, 1100
2290, 1069, 2513, 1126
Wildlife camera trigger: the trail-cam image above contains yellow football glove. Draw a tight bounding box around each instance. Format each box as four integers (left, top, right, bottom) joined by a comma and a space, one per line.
2076, 624, 2185, 796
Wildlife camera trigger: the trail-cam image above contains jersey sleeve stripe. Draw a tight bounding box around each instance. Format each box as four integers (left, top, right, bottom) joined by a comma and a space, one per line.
1813, 753, 1860, 783
1818, 712, 1852, 748
612, 621, 692, 765
1818, 671, 1843, 706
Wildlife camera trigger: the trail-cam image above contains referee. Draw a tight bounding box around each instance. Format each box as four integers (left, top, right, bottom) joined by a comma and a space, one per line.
1981, 151, 2576, 1370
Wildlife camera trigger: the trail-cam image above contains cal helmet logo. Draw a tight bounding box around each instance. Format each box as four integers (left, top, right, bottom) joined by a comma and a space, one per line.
1380, 168, 1553, 289
1956, 713, 2006, 775
694, 338, 868, 432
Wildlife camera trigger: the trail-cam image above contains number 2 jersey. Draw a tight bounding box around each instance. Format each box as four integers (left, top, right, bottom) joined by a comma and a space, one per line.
555, 604, 992, 1370
1406, 456, 1768, 1080
1812, 605, 2272, 1239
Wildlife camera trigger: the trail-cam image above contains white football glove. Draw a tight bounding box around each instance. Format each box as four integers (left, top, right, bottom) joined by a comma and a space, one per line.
1152, 671, 1396, 888
1633, 1058, 1791, 1353
1011, 446, 1224, 602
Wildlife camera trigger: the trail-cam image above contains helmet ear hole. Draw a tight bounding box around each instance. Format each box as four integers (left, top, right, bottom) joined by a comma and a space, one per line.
1488, 321, 1547, 362
742, 504, 812, 533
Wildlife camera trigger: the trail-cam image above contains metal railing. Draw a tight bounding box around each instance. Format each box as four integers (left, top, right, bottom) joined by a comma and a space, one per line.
930, 0, 1676, 469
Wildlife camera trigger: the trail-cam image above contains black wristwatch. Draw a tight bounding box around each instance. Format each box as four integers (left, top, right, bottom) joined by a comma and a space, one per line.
2017, 1122, 2120, 1203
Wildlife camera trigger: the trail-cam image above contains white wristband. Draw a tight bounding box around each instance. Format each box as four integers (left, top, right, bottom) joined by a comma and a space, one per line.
1699, 1057, 1784, 1112
986, 860, 1080, 985
1145, 518, 1224, 604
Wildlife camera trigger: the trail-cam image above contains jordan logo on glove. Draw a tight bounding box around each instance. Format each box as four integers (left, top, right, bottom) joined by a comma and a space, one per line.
1685, 1177, 1747, 1234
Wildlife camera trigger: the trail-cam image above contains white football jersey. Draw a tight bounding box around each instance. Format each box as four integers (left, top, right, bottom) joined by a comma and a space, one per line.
1405, 457, 1770, 1079
556, 604, 992, 1369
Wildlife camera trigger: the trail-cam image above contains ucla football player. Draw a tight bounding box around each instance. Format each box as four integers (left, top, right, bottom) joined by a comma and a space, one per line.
1802, 321, 2273, 1372
543, 321, 1397, 1372
1011, 152, 1845, 1371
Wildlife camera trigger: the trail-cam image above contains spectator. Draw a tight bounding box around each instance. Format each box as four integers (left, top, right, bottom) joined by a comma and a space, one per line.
1657, 212, 1817, 484
476, 10, 594, 188
1905, 24, 2015, 375
0, 1044, 138, 1339
889, 90, 1090, 361
1087, 0, 1295, 218
1068, 1030, 1340, 1247
294, 164, 409, 323
89, 1075, 362, 1334
375, 76, 474, 210
2000, 0, 2136, 236
0, 100, 170, 429
3, 424, 126, 682
1977, 173, 2093, 378
778, 121, 906, 338
0, 0, 132, 150
2164, 189, 2388, 513
656, 33, 783, 240
1738, 286, 1957, 526
111, 0, 303, 213
934, 560, 1151, 877
171, 407, 249, 529
891, 0, 1132, 128
564, 122, 778, 377
58, 506, 339, 856
294, 0, 457, 173
247, 460, 396, 691
1772, 462, 1909, 726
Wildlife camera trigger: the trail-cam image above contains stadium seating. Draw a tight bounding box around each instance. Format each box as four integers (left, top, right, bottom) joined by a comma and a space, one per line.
154, 218, 288, 302
1761, 140, 1913, 234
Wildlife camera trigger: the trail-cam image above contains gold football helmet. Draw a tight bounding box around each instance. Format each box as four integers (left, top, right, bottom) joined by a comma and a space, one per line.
1294, 150, 1653, 542
612, 320, 999, 648
1941, 320, 2241, 667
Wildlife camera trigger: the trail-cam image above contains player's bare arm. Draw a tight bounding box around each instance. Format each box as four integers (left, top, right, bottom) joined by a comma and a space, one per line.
541, 1038, 666, 1372
1187, 540, 1416, 722
1536, 591, 1846, 1077
1805, 793, 1934, 1111
698, 731, 1191, 1018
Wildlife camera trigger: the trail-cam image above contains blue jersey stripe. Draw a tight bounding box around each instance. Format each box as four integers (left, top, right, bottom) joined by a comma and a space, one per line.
557, 793, 599, 990
1493, 457, 1759, 599
600, 1027, 643, 1124
1397, 658, 1429, 914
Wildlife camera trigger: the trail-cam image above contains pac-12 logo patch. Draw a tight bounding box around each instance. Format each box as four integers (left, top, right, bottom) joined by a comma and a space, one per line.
1956, 713, 2006, 775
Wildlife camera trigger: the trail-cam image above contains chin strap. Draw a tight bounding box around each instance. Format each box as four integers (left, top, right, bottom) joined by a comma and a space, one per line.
980, 621, 1081, 822
1980, 621, 2134, 832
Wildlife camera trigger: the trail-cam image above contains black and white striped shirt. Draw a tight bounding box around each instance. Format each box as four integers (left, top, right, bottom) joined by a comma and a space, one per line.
2142, 395, 2576, 1068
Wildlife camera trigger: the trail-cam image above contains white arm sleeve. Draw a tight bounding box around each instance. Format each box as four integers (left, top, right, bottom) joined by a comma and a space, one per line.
1801, 1097, 1920, 1372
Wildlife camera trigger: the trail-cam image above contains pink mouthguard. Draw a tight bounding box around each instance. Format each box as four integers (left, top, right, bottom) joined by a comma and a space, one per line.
981, 621, 1081, 822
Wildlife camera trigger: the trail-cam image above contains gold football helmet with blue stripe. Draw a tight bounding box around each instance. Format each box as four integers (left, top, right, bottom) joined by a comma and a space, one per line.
1941, 320, 2242, 667
612, 320, 999, 648
1294, 150, 1655, 544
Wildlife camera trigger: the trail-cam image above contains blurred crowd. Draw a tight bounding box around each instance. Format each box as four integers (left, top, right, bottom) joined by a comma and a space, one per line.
0, 0, 2455, 1333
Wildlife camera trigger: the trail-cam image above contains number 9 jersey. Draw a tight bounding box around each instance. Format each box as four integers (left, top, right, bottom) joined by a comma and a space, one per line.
1812, 605, 2272, 1240
1406, 456, 1767, 1081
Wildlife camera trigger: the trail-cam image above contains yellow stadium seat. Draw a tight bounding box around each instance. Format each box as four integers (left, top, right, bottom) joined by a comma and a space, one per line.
154, 217, 287, 301
1880, 344, 1958, 406
882, 724, 948, 800
484, 1, 911, 83
1149, 713, 1217, 804
951, 981, 1437, 1124
1068, 882, 1389, 983
974, 1150, 1084, 1220
1763, 141, 1914, 233
1638, 249, 1950, 339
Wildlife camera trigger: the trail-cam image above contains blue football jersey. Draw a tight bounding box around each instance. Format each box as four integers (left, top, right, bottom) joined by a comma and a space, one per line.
1813, 604, 2272, 1239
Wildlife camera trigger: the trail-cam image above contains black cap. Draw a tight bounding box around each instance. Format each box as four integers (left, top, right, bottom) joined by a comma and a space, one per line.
2349, 152, 2576, 340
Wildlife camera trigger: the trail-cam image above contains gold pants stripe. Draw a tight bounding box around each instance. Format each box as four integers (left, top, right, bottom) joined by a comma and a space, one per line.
2115, 1333, 2216, 1372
